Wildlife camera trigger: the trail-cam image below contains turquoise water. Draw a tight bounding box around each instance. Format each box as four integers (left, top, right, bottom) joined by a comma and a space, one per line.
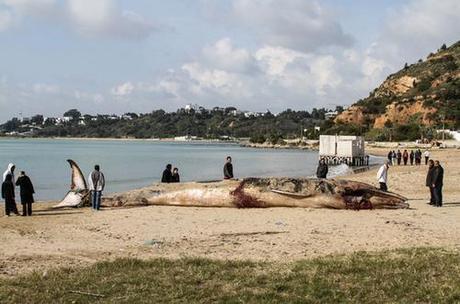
0, 139, 323, 200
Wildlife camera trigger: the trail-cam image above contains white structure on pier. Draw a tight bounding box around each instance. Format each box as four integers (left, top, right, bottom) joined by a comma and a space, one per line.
319, 135, 367, 166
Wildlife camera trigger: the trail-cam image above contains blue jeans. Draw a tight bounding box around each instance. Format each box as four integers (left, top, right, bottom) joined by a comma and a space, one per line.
91, 191, 102, 210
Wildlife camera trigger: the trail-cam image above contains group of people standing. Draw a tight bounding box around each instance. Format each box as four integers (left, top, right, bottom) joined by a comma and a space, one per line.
161, 164, 181, 183
378, 150, 444, 207
387, 149, 430, 166
161, 156, 234, 183
1, 163, 35, 216
1, 163, 105, 215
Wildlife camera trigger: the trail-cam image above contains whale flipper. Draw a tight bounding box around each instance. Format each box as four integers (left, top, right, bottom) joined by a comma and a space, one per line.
53, 160, 89, 208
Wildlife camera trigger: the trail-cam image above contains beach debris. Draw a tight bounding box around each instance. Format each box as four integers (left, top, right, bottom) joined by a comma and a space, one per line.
53, 160, 90, 209
144, 239, 163, 246
105, 177, 409, 210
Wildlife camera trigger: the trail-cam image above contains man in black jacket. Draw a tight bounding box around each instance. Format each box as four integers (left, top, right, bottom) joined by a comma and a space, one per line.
316, 158, 328, 179
425, 160, 435, 205
431, 160, 444, 207
161, 164, 173, 183
223, 156, 234, 179
15, 171, 35, 216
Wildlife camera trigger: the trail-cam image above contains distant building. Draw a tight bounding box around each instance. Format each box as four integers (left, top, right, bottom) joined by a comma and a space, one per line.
212, 107, 225, 113
319, 135, 367, 166
325, 111, 338, 120
243, 111, 265, 118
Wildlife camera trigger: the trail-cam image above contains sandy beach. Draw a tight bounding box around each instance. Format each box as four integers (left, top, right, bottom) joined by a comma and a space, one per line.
1, 148, 459, 278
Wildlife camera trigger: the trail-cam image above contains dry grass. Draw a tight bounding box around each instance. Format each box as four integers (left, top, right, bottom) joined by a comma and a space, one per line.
1, 248, 460, 303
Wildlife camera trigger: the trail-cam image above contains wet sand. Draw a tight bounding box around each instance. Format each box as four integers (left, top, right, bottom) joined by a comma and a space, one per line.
1, 148, 459, 278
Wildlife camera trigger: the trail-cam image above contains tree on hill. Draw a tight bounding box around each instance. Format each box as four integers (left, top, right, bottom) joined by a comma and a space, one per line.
63, 109, 81, 120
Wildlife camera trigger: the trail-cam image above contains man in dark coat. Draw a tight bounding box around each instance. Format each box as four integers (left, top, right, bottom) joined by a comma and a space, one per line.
316, 159, 328, 178
161, 164, 173, 183
2, 174, 19, 216
15, 171, 35, 216
431, 160, 444, 207
223, 156, 234, 179
425, 160, 435, 205
409, 150, 415, 165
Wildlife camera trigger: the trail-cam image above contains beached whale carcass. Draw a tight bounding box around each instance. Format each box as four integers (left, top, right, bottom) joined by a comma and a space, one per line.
53, 159, 90, 208
105, 177, 409, 210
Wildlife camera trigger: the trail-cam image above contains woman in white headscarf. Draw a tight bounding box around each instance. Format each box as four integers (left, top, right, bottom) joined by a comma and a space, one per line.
3, 163, 15, 182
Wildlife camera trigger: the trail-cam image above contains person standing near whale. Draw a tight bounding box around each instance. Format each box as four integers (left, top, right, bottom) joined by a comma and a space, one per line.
2, 174, 19, 216
377, 161, 390, 192
223, 156, 234, 179
88, 165, 105, 211
15, 171, 35, 216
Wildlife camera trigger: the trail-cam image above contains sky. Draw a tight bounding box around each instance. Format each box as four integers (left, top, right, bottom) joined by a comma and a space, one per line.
0, 0, 459, 122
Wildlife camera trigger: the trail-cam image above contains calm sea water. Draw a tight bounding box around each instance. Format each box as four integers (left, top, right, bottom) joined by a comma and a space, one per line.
0, 138, 328, 201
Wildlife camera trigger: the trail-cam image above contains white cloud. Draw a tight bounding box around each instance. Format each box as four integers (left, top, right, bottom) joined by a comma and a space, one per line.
111, 82, 135, 96
32, 83, 60, 94
230, 0, 353, 52
202, 38, 254, 73
0, 0, 156, 39
0, 9, 13, 31
67, 0, 155, 39
2, 0, 56, 15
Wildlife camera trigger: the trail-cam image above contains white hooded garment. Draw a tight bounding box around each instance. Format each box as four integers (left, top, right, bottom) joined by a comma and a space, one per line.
3, 163, 15, 182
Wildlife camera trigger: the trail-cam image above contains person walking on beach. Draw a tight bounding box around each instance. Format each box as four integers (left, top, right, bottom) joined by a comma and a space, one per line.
392, 151, 397, 166
409, 150, 415, 165
2, 174, 19, 216
424, 150, 430, 165
223, 156, 234, 179
426, 160, 435, 205
396, 150, 402, 166
3, 163, 15, 182
403, 150, 409, 166
172, 168, 180, 183
161, 164, 173, 183
376, 161, 390, 192
15, 171, 35, 216
431, 160, 444, 207
316, 158, 329, 179
88, 165, 105, 211
387, 151, 393, 164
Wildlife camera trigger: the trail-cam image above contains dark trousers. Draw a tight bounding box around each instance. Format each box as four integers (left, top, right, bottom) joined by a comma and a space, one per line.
22, 202, 32, 216
91, 191, 102, 210
379, 182, 388, 192
5, 199, 19, 216
429, 187, 435, 204
403, 158, 408, 165
434, 185, 443, 206
425, 157, 429, 165
410, 158, 414, 165
397, 158, 401, 165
